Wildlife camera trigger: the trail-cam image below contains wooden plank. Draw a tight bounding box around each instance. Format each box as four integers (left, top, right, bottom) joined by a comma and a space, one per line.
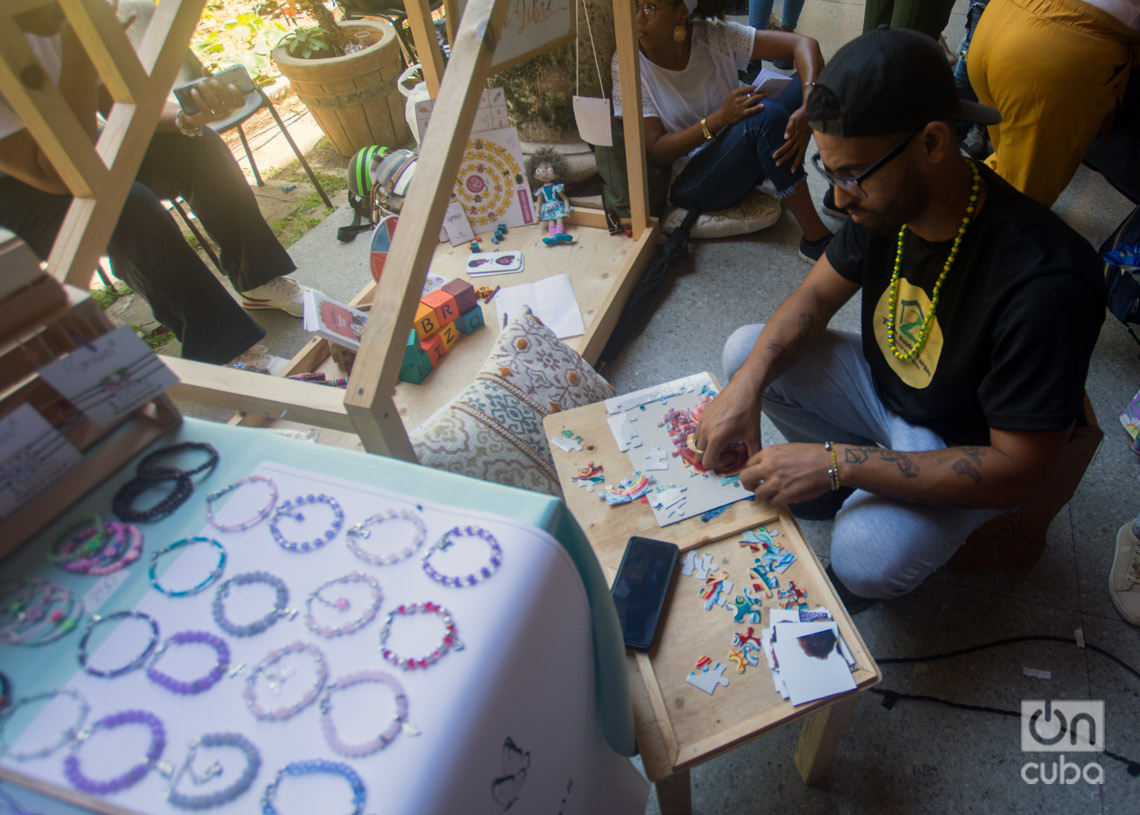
163, 357, 356, 433
0, 765, 146, 815
794, 693, 857, 784
612, 0, 649, 237
344, 0, 510, 460
60, 0, 147, 103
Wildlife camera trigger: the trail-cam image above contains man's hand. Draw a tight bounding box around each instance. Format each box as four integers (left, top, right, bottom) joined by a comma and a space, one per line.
694, 377, 763, 472
738, 442, 832, 504
179, 78, 246, 130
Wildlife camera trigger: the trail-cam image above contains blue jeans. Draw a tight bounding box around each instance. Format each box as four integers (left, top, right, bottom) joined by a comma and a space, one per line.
670, 78, 806, 210
722, 324, 1004, 599
0, 129, 292, 364
749, 0, 806, 30
954, 0, 990, 140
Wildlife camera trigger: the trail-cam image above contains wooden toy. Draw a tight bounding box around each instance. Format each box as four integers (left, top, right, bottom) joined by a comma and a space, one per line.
453, 304, 484, 335
421, 289, 459, 325
441, 279, 477, 313
414, 301, 439, 340
439, 320, 460, 352
421, 333, 446, 364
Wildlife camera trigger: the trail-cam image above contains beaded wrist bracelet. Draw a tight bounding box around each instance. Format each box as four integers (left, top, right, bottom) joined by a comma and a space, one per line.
167, 732, 261, 810
270, 494, 345, 553
261, 760, 366, 815
146, 631, 231, 695
112, 469, 194, 523
0, 688, 89, 761
212, 572, 294, 638
319, 671, 418, 757
136, 442, 219, 481
304, 572, 383, 639
421, 525, 503, 587
244, 641, 328, 721
149, 537, 226, 597
379, 602, 463, 670
57, 521, 144, 576
346, 508, 427, 566
0, 578, 83, 646
78, 610, 160, 678
63, 709, 166, 795
206, 475, 278, 532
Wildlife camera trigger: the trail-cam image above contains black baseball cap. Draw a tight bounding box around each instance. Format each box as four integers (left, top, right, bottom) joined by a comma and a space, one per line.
809, 27, 1001, 137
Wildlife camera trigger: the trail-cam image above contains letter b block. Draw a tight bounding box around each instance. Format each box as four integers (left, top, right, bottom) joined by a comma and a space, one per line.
414, 302, 438, 340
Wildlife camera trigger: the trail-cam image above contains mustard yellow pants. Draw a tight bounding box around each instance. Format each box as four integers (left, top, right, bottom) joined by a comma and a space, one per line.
967, 0, 1137, 206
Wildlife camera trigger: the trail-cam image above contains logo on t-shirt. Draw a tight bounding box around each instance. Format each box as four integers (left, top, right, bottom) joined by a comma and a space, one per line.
873, 277, 943, 388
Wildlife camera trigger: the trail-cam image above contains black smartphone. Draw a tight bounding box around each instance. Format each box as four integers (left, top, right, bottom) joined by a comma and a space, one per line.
611, 536, 679, 651
173, 66, 255, 116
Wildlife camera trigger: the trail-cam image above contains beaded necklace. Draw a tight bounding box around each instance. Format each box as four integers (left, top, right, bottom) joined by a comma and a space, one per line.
886, 161, 981, 362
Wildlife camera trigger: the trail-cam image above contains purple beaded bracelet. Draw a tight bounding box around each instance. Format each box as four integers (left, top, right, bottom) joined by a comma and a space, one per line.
206, 475, 279, 532
146, 630, 231, 695
243, 641, 328, 721
63, 709, 165, 795
421, 525, 503, 587
319, 671, 419, 757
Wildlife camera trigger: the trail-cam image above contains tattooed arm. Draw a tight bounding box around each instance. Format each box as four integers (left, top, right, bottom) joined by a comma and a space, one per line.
696, 257, 859, 469
738, 425, 1075, 510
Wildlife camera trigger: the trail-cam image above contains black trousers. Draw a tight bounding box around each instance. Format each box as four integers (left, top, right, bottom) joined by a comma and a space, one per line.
0, 129, 294, 363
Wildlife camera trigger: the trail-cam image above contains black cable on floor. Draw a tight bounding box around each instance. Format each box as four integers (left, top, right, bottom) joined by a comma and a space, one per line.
868, 634, 1140, 777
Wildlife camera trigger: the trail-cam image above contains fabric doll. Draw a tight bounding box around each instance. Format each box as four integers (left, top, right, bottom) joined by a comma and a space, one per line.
526, 147, 573, 246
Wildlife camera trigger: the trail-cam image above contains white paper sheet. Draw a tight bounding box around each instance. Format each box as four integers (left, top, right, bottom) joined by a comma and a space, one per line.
495, 274, 585, 338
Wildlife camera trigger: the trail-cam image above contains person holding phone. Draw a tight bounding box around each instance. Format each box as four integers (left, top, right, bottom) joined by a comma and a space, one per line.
612, 0, 833, 262
0, 3, 308, 365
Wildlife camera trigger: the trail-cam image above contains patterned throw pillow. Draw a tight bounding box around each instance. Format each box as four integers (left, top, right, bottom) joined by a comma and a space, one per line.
410, 306, 615, 495
662, 187, 781, 239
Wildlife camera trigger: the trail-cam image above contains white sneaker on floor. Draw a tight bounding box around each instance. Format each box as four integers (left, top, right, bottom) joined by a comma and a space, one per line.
1111, 520, 1140, 627
239, 276, 305, 317
227, 344, 287, 375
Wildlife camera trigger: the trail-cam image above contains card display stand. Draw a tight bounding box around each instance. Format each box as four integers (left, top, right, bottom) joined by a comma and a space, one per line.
0, 282, 180, 559
0, 420, 646, 815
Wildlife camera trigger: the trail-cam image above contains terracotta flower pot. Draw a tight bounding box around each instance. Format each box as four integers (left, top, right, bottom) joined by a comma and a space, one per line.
273, 20, 410, 157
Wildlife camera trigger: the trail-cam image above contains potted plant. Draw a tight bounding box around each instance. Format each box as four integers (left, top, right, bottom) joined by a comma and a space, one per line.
272, 0, 410, 157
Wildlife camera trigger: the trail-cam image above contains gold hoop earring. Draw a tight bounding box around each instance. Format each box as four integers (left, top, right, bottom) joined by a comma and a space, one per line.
673, 24, 687, 43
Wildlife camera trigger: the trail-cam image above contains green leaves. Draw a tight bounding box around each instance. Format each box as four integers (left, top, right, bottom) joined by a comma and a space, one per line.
277, 26, 333, 60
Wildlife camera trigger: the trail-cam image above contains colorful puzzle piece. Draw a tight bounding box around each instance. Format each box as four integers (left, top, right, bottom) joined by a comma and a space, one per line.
732, 588, 764, 624
599, 471, 653, 505
685, 657, 730, 695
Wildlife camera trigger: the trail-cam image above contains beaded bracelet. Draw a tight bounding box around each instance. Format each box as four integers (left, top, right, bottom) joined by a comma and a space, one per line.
136, 442, 219, 481
270, 494, 345, 553
149, 537, 227, 597
346, 508, 428, 566
379, 602, 464, 670
63, 709, 166, 795
212, 572, 295, 638
421, 525, 503, 588
244, 641, 328, 721
0, 578, 83, 646
0, 672, 9, 711
304, 572, 383, 639
205, 475, 279, 532
112, 469, 194, 523
78, 610, 160, 678
0, 688, 89, 761
167, 732, 261, 811
261, 760, 366, 815
319, 671, 419, 757
146, 631, 232, 695
60, 521, 144, 576
47, 515, 107, 563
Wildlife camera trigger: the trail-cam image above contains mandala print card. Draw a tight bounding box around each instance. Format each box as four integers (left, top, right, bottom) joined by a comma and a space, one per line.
604, 372, 753, 526
452, 126, 536, 235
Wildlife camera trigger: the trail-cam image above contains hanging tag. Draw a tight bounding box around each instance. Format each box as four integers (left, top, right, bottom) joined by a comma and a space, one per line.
572, 96, 613, 146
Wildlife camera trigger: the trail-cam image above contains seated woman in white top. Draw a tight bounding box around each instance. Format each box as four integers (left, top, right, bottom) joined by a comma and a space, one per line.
612, 0, 831, 261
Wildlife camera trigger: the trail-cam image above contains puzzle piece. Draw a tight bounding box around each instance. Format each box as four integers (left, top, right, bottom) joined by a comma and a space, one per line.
642, 445, 669, 471
692, 552, 715, 581
777, 581, 807, 608
732, 588, 764, 624
685, 659, 730, 695
599, 471, 653, 505
758, 541, 796, 574
750, 559, 780, 594
732, 626, 764, 650
550, 428, 584, 453
728, 649, 748, 674
681, 550, 699, 577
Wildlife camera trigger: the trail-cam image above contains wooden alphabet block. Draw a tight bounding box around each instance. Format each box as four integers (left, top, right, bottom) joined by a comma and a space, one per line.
399, 354, 433, 384
421, 333, 446, 364
454, 304, 485, 335
421, 289, 459, 326
439, 320, 460, 352
442, 278, 478, 313
414, 301, 439, 340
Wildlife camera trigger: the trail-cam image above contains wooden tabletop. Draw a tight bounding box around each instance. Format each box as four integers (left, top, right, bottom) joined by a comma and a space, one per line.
544, 397, 882, 780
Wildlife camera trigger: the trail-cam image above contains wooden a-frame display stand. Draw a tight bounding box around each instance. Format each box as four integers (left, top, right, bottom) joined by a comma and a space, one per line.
167, 0, 660, 457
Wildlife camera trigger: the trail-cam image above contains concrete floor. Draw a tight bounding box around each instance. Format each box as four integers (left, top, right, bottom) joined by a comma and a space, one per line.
179, 1, 1140, 811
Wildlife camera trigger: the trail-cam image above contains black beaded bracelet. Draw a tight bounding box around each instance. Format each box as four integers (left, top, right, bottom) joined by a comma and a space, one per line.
136, 442, 219, 481
112, 471, 194, 523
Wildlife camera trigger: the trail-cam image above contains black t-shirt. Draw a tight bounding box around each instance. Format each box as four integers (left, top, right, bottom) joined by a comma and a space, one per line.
825, 164, 1104, 447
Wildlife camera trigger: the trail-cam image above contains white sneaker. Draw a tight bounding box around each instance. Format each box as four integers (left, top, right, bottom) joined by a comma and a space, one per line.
227, 344, 287, 375
1110, 520, 1140, 627
239, 276, 305, 317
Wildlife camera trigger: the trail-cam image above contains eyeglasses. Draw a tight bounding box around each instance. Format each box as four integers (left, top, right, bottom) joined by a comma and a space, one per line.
636, 1, 681, 19
810, 131, 918, 199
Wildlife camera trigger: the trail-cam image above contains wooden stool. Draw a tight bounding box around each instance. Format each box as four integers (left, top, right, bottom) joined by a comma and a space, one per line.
948, 393, 1103, 571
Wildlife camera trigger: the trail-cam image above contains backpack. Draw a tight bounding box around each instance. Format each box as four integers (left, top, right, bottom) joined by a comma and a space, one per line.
1100, 203, 1140, 353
